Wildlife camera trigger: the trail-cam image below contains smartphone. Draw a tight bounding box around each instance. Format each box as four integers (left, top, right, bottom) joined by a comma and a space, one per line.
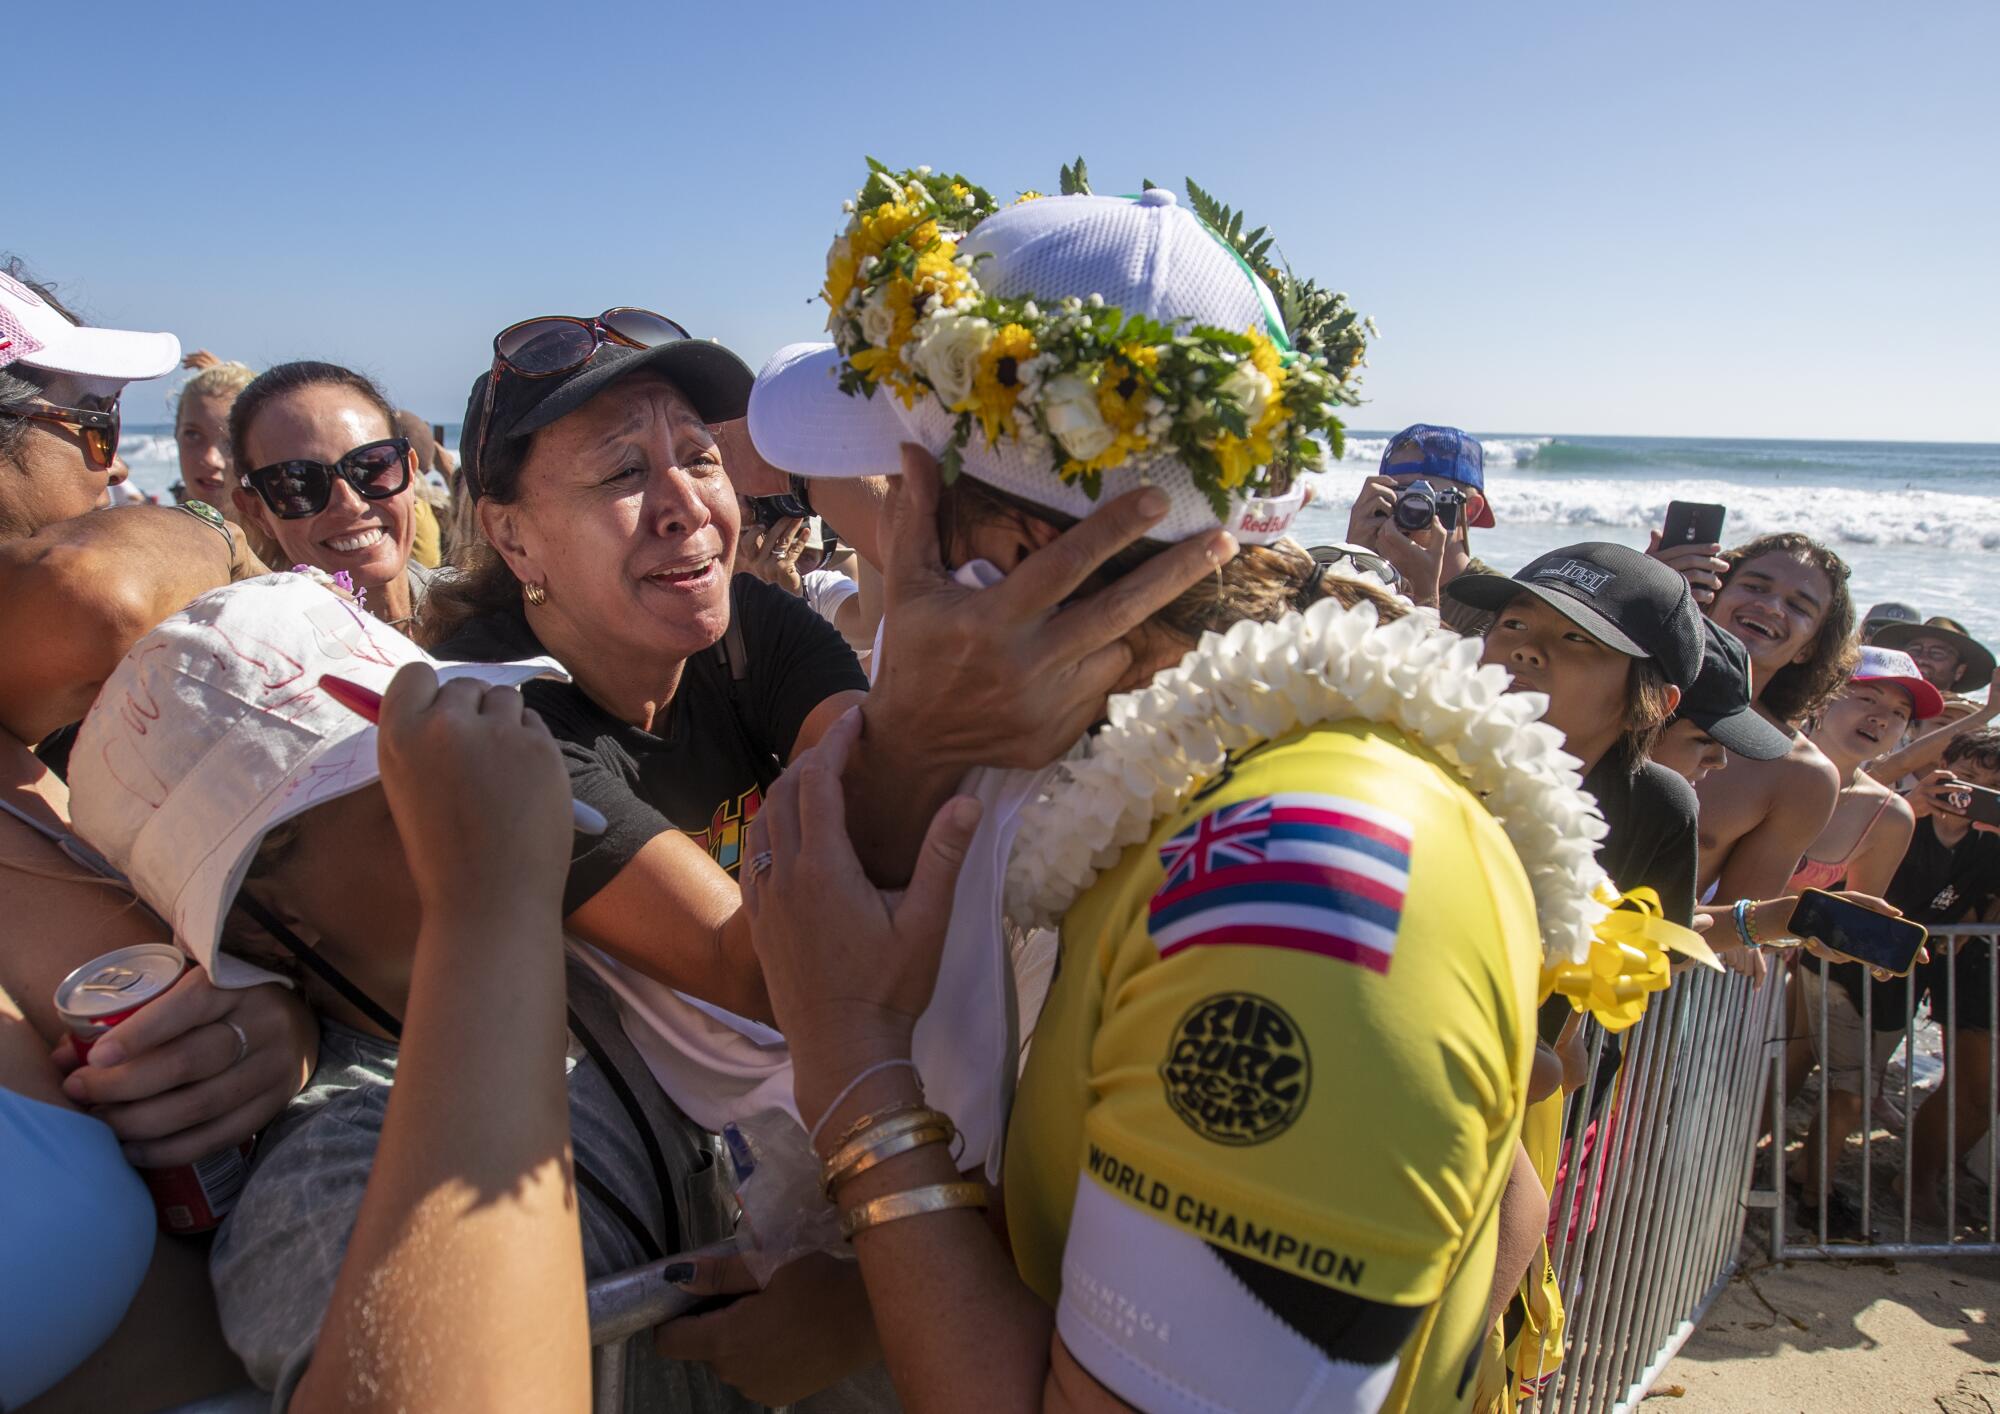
1955, 784, 2000, 828
1661, 500, 1727, 547
431, 422, 446, 447
1789, 888, 1928, 976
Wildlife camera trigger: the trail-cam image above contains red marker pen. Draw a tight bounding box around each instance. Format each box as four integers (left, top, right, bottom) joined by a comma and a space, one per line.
319, 674, 606, 836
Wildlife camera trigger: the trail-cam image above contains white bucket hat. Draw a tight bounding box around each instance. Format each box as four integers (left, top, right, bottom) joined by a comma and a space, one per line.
0, 268, 180, 383
69, 574, 566, 987
749, 190, 1311, 545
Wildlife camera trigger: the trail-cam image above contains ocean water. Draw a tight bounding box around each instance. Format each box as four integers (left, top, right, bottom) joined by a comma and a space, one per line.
118, 427, 2000, 662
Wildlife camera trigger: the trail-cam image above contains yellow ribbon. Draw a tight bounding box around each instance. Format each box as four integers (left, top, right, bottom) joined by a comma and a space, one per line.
1539, 887, 1721, 1033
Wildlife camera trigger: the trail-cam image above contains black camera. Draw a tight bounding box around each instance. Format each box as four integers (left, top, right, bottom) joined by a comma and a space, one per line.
748, 492, 811, 527
1391, 479, 1466, 534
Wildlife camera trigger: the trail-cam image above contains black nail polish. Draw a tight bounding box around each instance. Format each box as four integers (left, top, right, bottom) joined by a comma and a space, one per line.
662, 1261, 695, 1285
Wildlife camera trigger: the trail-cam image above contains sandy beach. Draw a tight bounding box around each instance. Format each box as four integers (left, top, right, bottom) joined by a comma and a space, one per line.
1657, 1253, 2000, 1412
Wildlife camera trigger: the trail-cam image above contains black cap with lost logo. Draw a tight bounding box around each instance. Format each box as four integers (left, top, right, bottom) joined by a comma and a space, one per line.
1445, 541, 1705, 690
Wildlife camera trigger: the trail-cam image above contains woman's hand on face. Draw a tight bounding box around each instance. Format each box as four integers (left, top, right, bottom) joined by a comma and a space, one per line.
742, 707, 980, 1116
656, 1251, 879, 1405
867, 444, 1236, 773
56, 969, 318, 1166
375, 663, 574, 925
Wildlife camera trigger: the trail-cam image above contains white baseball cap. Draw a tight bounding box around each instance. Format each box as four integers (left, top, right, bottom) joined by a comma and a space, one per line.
749, 190, 1307, 545
69, 574, 566, 987
0, 268, 180, 384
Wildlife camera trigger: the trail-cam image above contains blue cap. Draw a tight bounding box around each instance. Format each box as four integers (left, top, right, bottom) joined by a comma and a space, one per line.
1381, 424, 1494, 527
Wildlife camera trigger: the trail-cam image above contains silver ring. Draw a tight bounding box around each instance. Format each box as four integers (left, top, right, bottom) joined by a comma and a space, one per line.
224, 1018, 250, 1066
746, 850, 775, 881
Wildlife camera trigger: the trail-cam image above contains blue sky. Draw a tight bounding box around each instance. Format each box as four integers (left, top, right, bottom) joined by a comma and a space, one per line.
16, 0, 1997, 440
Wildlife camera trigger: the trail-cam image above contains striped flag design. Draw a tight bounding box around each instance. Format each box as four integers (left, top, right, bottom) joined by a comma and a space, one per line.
1147, 793, 1413, 973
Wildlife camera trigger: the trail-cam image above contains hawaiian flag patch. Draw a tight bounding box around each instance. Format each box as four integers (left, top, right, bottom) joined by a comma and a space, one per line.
1147, 793, 1413, 974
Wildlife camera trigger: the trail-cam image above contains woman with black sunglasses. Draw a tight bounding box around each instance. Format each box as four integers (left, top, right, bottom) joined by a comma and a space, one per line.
228, 361, 430, 627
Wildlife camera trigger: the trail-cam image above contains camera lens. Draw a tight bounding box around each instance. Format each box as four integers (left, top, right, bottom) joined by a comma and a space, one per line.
1392, 482, 1437, 533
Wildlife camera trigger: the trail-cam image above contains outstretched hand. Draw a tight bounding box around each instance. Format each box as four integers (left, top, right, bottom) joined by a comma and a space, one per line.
742, 706, 981, 1126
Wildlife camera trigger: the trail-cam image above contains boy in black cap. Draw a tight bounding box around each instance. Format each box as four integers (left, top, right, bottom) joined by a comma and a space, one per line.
1654, 619, 1794, 787
1447, 540, 1705, 925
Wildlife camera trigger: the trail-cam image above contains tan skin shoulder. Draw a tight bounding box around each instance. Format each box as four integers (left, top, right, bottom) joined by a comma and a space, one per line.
1696, 729, 1841, 893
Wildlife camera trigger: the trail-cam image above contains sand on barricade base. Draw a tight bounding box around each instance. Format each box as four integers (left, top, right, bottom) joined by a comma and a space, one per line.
1653, 1254, 2000, 1412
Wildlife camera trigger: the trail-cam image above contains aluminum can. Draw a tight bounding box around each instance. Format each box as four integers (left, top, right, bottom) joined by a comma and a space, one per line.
54, 944, 252, 1233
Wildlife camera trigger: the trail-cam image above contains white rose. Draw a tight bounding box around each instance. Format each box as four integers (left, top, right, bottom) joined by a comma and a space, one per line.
1217, 359, 1273, 420
1040, 374, 1114, 462
913, 312, 991, 407
859, 284, 900, 347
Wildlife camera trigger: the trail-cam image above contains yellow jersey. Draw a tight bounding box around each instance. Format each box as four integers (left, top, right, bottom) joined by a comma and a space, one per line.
1004, 720, 1540, 1413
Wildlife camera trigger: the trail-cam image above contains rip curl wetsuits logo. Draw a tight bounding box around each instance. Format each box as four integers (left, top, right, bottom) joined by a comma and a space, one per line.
1160, 993, 1311, 1145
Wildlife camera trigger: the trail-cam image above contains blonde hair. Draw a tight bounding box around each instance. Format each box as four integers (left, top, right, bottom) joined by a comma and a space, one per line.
175, 362, 257, 427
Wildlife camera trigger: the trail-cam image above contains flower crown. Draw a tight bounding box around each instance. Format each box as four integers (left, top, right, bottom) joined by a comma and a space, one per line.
821, 158, 1375, 516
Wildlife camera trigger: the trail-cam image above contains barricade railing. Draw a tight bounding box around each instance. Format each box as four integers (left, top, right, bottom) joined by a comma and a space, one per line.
1763, 922, 1999, 1261
1525, 962, 1786, 1414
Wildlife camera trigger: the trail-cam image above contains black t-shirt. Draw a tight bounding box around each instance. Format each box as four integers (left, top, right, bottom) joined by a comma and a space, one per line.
437, 574, 868, 914
1825, 816, 2000, 1029
1585, 754, 1700, 928
1539, 754, 1701, 1111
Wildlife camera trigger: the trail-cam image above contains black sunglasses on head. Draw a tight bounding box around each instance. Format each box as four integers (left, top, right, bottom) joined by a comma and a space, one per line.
241, 437, 412, 519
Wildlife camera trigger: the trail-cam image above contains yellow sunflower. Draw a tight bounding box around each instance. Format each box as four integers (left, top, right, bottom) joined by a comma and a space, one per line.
963, 324, 1039, 444
1207, 330, 1290, 489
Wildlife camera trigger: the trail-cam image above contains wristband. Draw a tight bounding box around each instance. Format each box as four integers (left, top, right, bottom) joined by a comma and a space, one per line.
1734, 898, 1758, 950
823, 1121, 954, 1198
821, 1108, 952, 1196
841, 1180, 989, 1241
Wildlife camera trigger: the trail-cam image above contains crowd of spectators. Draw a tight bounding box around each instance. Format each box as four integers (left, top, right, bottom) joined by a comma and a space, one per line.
1, 163, 1994, 1414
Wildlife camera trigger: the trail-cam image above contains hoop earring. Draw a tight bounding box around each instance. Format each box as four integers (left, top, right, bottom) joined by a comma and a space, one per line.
523, 582, 548, 606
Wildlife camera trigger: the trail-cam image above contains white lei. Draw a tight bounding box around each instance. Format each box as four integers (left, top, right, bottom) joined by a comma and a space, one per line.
1003, 596, 1615, 967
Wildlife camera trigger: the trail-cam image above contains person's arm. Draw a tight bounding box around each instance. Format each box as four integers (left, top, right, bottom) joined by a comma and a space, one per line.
1486, 1144, 1549, 1330
290, 667, 588, 1414
0, 505, 264, 742
1866, 669, 2000, 783
565, 830, 770, 1022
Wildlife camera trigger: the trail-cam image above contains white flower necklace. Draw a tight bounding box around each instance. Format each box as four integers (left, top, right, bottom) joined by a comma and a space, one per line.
1003, 596, 1614, 967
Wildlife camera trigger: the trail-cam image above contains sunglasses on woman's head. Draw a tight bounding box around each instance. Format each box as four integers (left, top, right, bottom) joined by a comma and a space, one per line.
241, 436, 412, 519
469, 307, 691, 498
3, 397, 121, 471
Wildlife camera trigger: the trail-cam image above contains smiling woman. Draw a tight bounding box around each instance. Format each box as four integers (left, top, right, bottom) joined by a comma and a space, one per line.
228, 362, 428, 627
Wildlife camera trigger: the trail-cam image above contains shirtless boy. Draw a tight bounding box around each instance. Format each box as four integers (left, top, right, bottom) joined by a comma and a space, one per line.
1688, 533, 1858, 969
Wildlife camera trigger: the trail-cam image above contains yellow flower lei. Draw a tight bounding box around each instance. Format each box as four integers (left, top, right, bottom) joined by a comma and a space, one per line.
820, 161, 1370, 509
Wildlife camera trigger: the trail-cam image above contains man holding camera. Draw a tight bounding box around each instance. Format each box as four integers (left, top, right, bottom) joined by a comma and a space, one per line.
1344, 423, 1494, 627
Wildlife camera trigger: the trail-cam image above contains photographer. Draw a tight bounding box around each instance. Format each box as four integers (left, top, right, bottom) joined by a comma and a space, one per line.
1346, 423, 1494, 619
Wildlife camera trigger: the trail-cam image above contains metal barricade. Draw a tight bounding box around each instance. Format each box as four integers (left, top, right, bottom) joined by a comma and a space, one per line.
1764, 922, 2000, 1261
1526, 963, 1787, 1414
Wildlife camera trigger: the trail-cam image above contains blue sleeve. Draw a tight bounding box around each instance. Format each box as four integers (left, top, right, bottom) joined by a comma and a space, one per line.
0, 1088, 156, 1409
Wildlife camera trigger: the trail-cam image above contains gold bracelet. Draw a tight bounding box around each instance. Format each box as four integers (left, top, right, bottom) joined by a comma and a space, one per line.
820, 1109, 952, 1195
820, 1099, 924, 1160
841, 1181, 989, 1241
823, 1122, 954, 1197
